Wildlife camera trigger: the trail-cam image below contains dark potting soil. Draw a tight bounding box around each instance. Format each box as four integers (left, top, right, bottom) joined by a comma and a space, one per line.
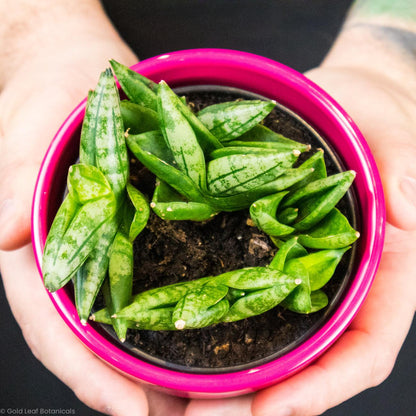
103, 87, 357, 371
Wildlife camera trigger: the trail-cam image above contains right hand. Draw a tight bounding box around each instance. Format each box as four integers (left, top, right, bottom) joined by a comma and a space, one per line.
0, 2, 188, 414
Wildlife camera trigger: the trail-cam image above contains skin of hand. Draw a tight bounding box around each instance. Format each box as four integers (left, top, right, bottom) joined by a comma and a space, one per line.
184, 25, 416, 416
0, 1, 188, 415
1, 3, 415, 416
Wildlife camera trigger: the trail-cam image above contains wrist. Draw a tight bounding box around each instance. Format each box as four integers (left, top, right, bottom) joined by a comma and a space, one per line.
321, 0, 416, 90
347, 0, 416, 31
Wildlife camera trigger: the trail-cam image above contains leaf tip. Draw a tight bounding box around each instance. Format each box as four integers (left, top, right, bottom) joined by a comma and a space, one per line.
174, 319, 186, 330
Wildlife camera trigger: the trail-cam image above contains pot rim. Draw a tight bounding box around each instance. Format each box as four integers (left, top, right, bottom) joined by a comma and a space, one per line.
31, 48, 385, 397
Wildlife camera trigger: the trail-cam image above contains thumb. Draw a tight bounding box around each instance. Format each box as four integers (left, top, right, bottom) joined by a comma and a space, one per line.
305, 67, 416, 231
0, 72, 90, 251
374, 131, 416, 231
0, 161, 40, 250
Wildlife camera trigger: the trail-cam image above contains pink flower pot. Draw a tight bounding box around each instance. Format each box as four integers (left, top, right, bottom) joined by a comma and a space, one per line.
31, 49, 385, 398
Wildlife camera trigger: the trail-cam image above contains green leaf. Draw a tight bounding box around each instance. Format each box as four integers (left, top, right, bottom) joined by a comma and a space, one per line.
234, 123, 311, 152
43, 195, 117, 292
293, 171, 356, 231
172, 283, 229, 329
67, 164, 112, 204
209, 146, 280, 159
79, 91, 96, 167
269, 237, 307, 270
42, 194, 80, 278
126, 184, 150, 241
120, 100, 159, 134
197, 100, 275, 142
127, 130, 175, 165
297, 208, 359, 249
152, 181, 218, 221
126, 133, 206, 203
276, 207, 299, 225
73, 215, 119, 323
108, 232, 134, 341
223, 281, 299, 323
171, 91, 223, 154
158, 81, 206, 189
207, 150, 298, 196
309, 290, 329, 313
280, 258, 312, 313
80, 69, 129, 199
296, 247, 350, 291
220, 267, 295, 291
250, 192, 294, 237
110, 59, 158, 110
206, 167, 314, 211
282, 170, 354, 208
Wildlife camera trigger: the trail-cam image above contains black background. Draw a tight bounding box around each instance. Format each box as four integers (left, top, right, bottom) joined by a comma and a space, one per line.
1, 1, 415, 415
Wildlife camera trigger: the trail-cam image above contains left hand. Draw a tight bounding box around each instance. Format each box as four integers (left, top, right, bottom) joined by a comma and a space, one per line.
183, 63, 416, 416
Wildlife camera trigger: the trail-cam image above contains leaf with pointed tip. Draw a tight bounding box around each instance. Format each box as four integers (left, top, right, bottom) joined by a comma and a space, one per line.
207, 150, 298, 196
127, 133, 206, 203
67, 164, 112, 204
235, 123, 311, 152
197, 100, 275, 142
250, 192, 294, 237
172, 283, 229, 329
158, 81, 206, 189
120, 100, 159, 134
110, 59, 158, 110
43, 195, 117, 292
126, 184, 150, 241
297, 208, 359, 249
296, 247, 350, 291
152, 181, 218, 221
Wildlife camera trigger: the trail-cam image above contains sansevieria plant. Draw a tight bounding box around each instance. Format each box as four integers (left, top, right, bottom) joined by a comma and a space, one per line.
42, 61, 359, 342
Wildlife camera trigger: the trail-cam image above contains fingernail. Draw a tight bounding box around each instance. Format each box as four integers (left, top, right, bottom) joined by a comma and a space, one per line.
400, 176, 416, 208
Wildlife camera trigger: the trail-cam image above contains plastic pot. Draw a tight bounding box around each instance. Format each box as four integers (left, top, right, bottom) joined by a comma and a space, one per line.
32, 49, 385, 398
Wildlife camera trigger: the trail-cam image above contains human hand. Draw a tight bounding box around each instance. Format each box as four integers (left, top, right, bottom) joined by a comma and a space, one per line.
0, 1, 188, 414
184, 22, 416, 416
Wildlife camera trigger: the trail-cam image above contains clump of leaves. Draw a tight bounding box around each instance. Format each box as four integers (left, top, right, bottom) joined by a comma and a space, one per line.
42, 61, 359, 341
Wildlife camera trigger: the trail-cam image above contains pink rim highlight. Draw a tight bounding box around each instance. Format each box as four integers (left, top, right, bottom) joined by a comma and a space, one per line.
31, 49, 385, 398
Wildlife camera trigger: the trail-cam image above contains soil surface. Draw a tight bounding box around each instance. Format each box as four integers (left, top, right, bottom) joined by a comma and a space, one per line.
97, 87, 357, 372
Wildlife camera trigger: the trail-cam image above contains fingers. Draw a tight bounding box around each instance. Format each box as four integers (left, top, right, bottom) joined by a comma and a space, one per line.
305, 67, 416, 231
0, 76, 84, 251
185, 395, 253, 416
375, 138, 416, 231
144, 387, 188, 416
0, 246, 149, 416
251, 225, 416, 416
252, 330, 387, 416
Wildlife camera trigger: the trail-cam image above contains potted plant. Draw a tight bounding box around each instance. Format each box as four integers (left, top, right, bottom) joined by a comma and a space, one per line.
32, 49, 385, 398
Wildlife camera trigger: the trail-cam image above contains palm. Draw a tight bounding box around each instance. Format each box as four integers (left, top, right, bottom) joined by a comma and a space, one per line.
0, 44, 190, 415
184, 67, 416, 415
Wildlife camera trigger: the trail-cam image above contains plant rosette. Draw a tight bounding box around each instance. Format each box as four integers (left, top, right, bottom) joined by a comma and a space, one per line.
31, 49, 385, 398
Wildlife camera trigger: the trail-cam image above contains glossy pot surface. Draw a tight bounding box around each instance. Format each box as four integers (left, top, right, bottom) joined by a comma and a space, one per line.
32, 49, 385, 398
